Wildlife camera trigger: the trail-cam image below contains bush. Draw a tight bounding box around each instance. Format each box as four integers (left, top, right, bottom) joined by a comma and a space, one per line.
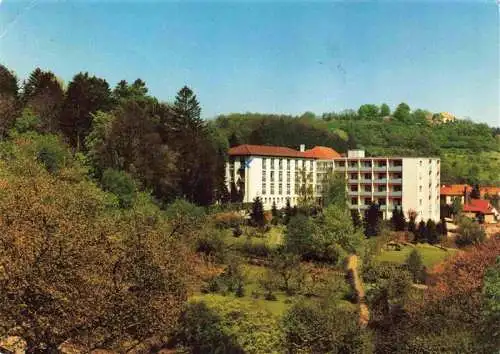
362, 262, 403, 283
455, 217, 486, 247
100, 168, 136, 208
213, 211, 244, 229
241, 240, 271, 258
232, 224, 243, 237
282, 300, 373, 353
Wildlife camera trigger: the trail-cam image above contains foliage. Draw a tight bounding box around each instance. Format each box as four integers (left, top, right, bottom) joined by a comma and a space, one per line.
480, 256, 500, 351
175, 296, 282, 354
100, 168, 136, 208
282, 299, 373, 353
364, 203, 382, 237
322, 172, 347, 208
250, 197, 265, 228
390, 207, 406, 231
405, 249, 425, 283
165, 199, 206, 240
284, 214, 315, 257
455, 217, 486, 247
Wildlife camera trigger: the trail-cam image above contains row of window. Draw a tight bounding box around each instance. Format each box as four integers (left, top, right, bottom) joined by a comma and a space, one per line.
262, 158, 314, 171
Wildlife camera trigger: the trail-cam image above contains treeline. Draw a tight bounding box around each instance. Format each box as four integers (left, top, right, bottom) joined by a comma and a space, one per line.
0, 64, 228, 206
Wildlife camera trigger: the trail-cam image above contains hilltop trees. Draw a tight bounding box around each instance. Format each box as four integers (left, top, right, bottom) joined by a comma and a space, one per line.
60, 72, 112, 149
21, 68, 64, 133
0, 64, 20, 136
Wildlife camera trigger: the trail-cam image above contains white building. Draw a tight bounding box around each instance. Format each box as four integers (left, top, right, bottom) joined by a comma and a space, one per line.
227, 144, 440, 221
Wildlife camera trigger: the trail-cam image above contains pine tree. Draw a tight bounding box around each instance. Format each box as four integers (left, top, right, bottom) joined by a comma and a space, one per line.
391, 208, 406, 231
364, 202, 381, 237
271, 201, 279, 225
283, 198, 292, 225
416, 220, 427, 243
426, 219, 438, 244
470, 184, 481, 199
251, 197, 265, 228
408, 211, 417, 234
440, 217, 448, 236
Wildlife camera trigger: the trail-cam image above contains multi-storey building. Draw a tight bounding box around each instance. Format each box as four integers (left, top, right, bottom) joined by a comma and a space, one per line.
227, 144, 440, 221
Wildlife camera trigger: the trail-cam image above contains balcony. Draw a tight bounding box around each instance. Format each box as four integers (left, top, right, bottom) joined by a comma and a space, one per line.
348, 179, 359, 183
347, 165, 359, 172
373, 178, 387, 184
348, 190, 360, 196
359, 166, 372, 172
373, 191, 387, 197
359, 179, 373, 184
358, 191, 372, 196
389, 178, 402, 184
373, 166, 387, 172
389, 191, 402, 197
388, 166, 402, 172
358, 204, 370, 210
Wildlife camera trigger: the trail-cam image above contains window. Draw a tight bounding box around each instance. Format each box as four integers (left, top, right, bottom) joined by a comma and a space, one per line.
271, 158, 275, 170
350, 173, 358, 180
270, 171, 275, 182
419, 185, 422, 192
350, 185, 358, 192
337, 161, 345, 167
419, 199, 422, 206
364, 185, 372, 192
262, 170, 266, 182
302, 160, 306, 168
364, 198, 371, 205
287, 183, 290, 195
279, 183, 283, 195
262, 158, 267, 169
364, 173, 371, 179
310, 160, 314, 170
351, 197, 358, 205
270, 184, 275, 195
279, 159, 283, 169
287, 159, 290, 170
279, 171, 283, 182
378, 185, 386, 192
262, 184, 266, 195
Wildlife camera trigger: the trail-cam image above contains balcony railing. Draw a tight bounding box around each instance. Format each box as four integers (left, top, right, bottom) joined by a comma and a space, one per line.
347, 166, 359, 171
359, 179, 373, 184
373, 191, 387, 196
348, 190, 360, 196
388, 166, 402, 172
389, 178, 402, 183
389, 191, 402, 197
348, 179, 359, 183
358, 191, 372, 196
373, 178, 387, 184
373, 166, 387, 171
359, 166, 372, 172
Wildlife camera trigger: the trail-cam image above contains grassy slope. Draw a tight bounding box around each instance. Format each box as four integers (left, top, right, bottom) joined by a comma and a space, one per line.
375, 243, 458, 268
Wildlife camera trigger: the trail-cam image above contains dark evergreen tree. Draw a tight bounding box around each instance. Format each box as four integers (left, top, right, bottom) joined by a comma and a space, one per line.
271, 201, 279, 225
22, 68, 64, 132
251, 197, 265, 228
230, 181, 240, 203
391, 207, 407, 231
364, 202, 381, 237
283, 198, 292, 225
470, 184, 481, 199
60, 72, 112, 149
426, 219, 438, 244
350, 209, 362, 229
416, 220, 427, 243
440, 217, 448, 236
0, 64, 20, 136
406, 249, 425, 283
408, 212, 417, 234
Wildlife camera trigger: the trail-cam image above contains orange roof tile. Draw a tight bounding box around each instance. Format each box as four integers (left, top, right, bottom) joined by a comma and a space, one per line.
480, 187, 500, 197
463, 199, 494, 214
228, 144, 308, 158
440, 184, 471, 196
303, 146, 341, 159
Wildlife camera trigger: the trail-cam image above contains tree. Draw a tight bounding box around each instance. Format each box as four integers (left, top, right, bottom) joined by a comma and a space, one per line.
321, 172, 347, 208
357, 104, 380, 120
271, 201, 279, 225
406, 249, 425, 283
455, 217, 486, 247
364, 202, 381, 237
416, 220, 427, 243
426, 219, 439, 244
21, 68, 64, 132
283, 198, 292, 225
282, 299, 373, 353
350, 209, 362, 229
284, 214, 315, 257
100, 168, 136, 208
250, 197, 265, 228
391, 207, 406, 231
60, 72, 112, 149
470, 184, 481, 199
480, 257, 500, 352
408, 210, 417, 234
451, 196, 463, 217
380, 103, 391, 117
393, 102, 411, 122
268, 252, 304, 295
0, 64, 20, 136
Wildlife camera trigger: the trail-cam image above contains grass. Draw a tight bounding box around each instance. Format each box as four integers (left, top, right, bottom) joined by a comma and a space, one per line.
375, 243, 459, 268
221, 225, 285, 249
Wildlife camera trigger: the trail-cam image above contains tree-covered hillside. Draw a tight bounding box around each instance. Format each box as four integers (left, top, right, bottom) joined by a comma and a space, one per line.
213, 104, 500, 185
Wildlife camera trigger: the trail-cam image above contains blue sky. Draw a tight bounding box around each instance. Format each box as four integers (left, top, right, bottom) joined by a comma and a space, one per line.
0, 1, 499, 126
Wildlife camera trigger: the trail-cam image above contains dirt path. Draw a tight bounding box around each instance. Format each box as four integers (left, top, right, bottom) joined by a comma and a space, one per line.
345, 254, 369, 327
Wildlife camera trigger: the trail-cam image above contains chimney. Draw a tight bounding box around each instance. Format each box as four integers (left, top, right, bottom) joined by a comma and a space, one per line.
299, 144, 305, 152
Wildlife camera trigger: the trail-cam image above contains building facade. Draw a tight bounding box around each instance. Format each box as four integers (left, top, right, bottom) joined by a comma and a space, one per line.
227, 144, 440, 221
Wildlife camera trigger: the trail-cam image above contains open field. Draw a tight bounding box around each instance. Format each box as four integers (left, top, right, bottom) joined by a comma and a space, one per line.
375, 243, 459, 268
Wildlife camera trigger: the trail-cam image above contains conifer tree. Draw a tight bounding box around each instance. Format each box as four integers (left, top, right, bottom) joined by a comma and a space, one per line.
416, 220, 427, 243
364, 202, 381, 237
271, 201, 279, 225
251, 197, 265, 228
350, 209, 362, 229
283, 198, 292, 225
426, 219, 438, 244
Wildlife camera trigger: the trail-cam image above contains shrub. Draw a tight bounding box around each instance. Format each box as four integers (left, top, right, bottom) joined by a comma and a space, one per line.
232, 224, 243, 237
100, 168, 136, 208
213, 211, 244, 229
455, 217, 486, 247
241, 240, 271, 258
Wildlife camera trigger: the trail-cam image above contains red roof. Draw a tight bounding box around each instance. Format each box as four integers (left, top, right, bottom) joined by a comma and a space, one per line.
481, 187, 500, 197
228, 144, 307, 158
463, 199, 494, 214
303, 146, 341, 159
440, 184, 471, 196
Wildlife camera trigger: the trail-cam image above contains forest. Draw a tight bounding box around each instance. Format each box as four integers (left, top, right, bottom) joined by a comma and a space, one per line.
0, 63, 499, 353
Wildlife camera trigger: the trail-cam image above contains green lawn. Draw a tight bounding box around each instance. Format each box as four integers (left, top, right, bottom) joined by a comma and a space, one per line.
375, 243, 459, 268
